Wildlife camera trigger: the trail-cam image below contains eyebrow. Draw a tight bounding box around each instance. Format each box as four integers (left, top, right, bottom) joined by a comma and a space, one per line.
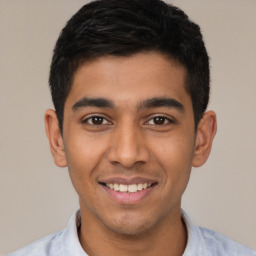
138, 97, 184, 111
72, 97, 114, 110
72, 96, 184, 112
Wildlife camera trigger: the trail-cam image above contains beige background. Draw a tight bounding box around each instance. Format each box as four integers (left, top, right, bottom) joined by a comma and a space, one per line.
0, 0, 255, 254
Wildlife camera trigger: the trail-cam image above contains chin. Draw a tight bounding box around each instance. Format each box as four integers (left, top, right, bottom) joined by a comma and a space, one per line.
103, 214, 154, 236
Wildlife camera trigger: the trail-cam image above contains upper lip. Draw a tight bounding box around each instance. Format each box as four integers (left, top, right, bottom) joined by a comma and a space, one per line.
99, 176, 158, 185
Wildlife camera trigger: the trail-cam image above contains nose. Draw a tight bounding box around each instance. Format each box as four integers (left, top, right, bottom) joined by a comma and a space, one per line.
107, 122, 150, 168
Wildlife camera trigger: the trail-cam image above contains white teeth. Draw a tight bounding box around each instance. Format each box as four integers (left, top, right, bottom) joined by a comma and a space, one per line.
119, 184, 128, 192
106, 183, 153, 193
137, 184, 143, 191
128, 184, 137, 193
114, 183, 119, 191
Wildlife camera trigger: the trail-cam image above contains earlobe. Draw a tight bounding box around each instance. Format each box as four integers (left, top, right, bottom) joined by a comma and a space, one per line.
45, 109, 67, 167
192, 111, 217, 167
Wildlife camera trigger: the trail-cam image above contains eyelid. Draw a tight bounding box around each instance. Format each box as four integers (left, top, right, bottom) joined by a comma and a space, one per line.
82, 114, 113, 125
144, 115, 176, 125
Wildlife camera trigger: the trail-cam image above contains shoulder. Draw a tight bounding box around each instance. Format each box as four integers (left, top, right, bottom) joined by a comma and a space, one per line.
182, 210, 256, 256
199, 226, 256, 256
7, 230, 64, 256
7, 210, 85, 256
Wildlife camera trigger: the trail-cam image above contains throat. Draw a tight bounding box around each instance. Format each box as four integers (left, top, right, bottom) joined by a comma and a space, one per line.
78, 207, 188, 256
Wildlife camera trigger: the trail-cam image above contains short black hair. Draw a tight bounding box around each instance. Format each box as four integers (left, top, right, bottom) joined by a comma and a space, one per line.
49, 0, 210, 133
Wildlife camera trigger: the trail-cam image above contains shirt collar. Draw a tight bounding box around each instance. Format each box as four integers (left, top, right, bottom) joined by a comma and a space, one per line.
59, 210, 87, 256
182, 210, 211, 256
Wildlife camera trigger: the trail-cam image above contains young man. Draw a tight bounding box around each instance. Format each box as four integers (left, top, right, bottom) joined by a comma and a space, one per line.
9, 0, 256, 255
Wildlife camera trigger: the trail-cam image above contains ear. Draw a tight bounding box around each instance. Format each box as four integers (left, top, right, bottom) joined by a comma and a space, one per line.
192, 110, 217, 167
45, 109, 67, 167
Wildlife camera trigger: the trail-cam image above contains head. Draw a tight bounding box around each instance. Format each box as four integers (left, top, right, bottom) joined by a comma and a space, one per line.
49, 0, 210, 133
45, 0, 216, 242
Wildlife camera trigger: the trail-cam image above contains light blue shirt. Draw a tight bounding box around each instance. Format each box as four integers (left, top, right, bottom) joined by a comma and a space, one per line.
8, 210, 256, 256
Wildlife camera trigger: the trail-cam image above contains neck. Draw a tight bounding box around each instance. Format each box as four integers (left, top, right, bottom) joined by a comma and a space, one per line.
78, 207, 187, 256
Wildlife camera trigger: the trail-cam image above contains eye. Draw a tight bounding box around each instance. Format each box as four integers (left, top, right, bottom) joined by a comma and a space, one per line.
147, 116, 173, 125
83, 116, 110, 125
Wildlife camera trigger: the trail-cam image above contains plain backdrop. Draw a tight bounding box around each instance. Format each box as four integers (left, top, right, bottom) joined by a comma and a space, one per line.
0, 0, 255, 254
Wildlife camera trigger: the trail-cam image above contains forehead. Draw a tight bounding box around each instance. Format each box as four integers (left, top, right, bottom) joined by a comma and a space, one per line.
66, 52, 190, 109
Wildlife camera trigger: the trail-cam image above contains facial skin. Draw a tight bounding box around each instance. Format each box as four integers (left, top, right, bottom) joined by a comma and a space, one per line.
45, 52, 216, 256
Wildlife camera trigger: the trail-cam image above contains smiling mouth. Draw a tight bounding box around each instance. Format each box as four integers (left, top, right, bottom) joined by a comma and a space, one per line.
100, 182, 157, 193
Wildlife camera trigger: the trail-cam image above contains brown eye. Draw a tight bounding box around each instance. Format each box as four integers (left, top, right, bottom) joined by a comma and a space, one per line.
84, 116, 110, 125
91, 116, 104, 125
153, 116, 166, 125
147, 116, 173, 126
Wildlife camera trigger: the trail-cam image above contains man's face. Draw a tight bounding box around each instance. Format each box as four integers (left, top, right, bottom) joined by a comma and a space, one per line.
62, 52, 196, 235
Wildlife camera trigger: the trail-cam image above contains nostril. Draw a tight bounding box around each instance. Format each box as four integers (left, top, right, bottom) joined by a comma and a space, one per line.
106, 134, 150, 168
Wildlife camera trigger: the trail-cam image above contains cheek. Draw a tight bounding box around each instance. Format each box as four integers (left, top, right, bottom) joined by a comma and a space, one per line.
65, 128, 107, 164
64, 140, 106, 212
149, 130, 195, 186
152, 128, 194, 162
63, 132, 108, 190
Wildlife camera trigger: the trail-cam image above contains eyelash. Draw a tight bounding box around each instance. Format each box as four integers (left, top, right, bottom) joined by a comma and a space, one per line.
82, 115, 112, 126
82, 115, 174, 126
145, 116, 174, 126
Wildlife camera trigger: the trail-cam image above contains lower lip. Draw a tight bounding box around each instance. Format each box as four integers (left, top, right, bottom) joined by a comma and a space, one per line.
101, 185, 155, 204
